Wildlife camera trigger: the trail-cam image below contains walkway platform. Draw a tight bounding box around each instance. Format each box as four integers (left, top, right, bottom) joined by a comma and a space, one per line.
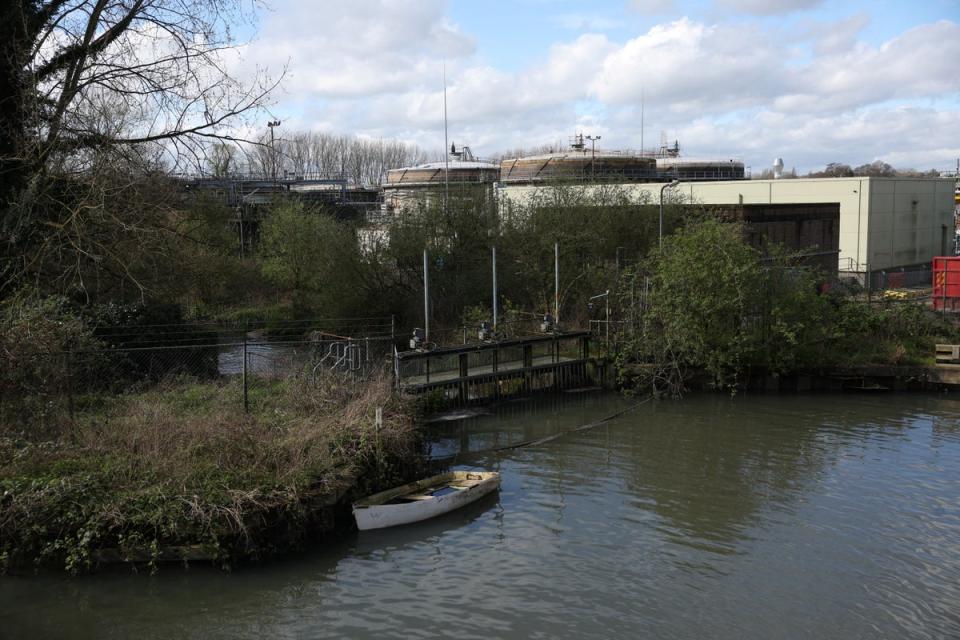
396, 332, 592, 405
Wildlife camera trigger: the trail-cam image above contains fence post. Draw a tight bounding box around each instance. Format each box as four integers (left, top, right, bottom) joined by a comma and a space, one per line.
242, 324, 249, 413
66, 350, 74, 420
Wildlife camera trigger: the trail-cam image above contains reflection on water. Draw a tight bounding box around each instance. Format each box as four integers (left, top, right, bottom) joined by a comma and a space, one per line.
217, 337, 311, 376
2, 393, 960, 639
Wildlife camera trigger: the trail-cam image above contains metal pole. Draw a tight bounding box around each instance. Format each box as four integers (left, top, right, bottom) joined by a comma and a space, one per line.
238, 206, 244, 259
242, 328, 248, 413
591, 138, 596, 177
554, 241, 560, 327
605, 290, 610, 351
659, 189, 664, 249
492, 245, 498, 331
66, 351, 74, 420
443, 64, 449, 216
640, 87, 644, 156
855, 182, 863, 274
423, 249, 430, 344
659, 179, 678, 249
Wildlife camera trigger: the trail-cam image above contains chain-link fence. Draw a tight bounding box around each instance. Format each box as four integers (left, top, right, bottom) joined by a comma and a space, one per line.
1, 318, 397, 424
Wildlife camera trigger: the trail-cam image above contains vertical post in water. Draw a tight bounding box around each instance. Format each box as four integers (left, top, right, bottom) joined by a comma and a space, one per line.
492, 245, 498, 332
423, 249, 430, 345
242, 328, 249, 413
554, 241, 560, 327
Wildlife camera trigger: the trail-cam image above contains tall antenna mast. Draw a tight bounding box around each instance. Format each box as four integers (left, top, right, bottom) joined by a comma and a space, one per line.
640, 86, 644, 156
443, 63, 450, 214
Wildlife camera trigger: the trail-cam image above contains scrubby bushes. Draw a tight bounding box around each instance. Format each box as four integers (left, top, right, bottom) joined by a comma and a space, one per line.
0, 296, 105, 431
0, 372, 423, 573
617, 218, 960, 394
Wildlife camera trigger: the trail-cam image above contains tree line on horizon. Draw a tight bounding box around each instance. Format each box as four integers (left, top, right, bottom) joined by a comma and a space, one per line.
755, 160, 944, 180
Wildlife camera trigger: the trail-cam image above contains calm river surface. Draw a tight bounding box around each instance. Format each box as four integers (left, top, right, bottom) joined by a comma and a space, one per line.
3, 392, 960, 639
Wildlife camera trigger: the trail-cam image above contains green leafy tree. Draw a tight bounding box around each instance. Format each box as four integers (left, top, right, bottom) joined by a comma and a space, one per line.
259, 200, 367, 316
619, 217, 829, 394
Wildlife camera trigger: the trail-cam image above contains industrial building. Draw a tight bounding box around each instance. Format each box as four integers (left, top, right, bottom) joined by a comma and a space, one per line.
381, 145, 499, 217
498, 134, 745, 185
710, 203, 840, 274
499, 151, 656, 184
497, 176, 956, 275
656, 157, 745, 181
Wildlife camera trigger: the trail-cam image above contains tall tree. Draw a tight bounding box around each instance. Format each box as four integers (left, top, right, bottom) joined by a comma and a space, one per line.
0, 0, 276, 296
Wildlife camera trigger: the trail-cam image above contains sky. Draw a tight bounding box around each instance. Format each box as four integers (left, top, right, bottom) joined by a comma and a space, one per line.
233, 0, 960, 174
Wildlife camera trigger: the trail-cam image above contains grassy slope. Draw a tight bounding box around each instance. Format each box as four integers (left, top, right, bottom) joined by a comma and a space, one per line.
0, 373, 423, 573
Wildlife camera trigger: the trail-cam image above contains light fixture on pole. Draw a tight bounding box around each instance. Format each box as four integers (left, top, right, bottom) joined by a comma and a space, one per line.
659, 179, 680, 249
585, 135, 601, 177
267, 119, 281, 185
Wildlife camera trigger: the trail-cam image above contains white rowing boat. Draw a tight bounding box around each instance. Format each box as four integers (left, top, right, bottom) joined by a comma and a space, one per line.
353, 471, 500, 531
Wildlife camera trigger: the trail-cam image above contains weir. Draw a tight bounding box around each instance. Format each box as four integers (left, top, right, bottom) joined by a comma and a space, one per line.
395, 331, 592, 405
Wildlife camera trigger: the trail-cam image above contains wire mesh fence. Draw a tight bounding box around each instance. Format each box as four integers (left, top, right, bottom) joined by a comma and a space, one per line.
1, 318, 398, 423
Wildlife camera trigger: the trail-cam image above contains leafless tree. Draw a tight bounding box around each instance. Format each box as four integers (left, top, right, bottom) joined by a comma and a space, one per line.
0, 0, 279, 296
244, 131, 427, 185
208, 142, 239, 177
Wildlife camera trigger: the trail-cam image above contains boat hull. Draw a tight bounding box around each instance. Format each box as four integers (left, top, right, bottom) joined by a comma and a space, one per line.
353, 471, 500, 531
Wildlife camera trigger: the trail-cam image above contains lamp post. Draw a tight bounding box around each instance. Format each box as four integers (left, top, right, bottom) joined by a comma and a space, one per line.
659, 179, 680, 249
585, 135, 601, 178
267, 119, 281, 185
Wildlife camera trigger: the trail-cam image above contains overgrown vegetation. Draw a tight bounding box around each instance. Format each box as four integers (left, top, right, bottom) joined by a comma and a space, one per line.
0, 372, 423, 574
618, 218, 960, 394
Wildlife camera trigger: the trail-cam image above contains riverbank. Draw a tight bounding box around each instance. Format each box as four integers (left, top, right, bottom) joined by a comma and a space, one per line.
5, 392, 958, 639
0, 373, 425, 574
617, 362, 960, 394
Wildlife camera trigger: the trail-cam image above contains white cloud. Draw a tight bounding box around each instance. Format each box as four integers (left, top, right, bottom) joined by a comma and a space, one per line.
231, 3, 960, 173
237, 0, 474, 99
803, 13, 870, 56
775, 21, 960, 114
551, 13, 623, 31
590, 19, 786, 114
716, 0, 823, 16
628, 0, 677, 15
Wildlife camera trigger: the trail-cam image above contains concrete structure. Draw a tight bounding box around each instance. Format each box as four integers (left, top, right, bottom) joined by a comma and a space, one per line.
382, 160, 499, 216
500, 152, 656, 184
711, 203, 840, 274
497, 177, 956, 273
655, 157, 745, 181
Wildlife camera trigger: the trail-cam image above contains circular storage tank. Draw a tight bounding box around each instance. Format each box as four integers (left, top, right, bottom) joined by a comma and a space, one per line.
499, 152, 656, 183
385, 161, 500, 186
655, 158, 745, 181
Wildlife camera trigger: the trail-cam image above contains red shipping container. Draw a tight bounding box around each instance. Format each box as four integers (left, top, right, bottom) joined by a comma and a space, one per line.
933, 257, 960, 311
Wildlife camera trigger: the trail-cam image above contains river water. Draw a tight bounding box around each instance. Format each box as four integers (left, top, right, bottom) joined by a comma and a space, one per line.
3, 392, 960, 639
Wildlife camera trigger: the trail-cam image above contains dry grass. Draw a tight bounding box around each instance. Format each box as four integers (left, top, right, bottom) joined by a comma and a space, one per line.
0, 369, 425, 573
69, 370, 415, 487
